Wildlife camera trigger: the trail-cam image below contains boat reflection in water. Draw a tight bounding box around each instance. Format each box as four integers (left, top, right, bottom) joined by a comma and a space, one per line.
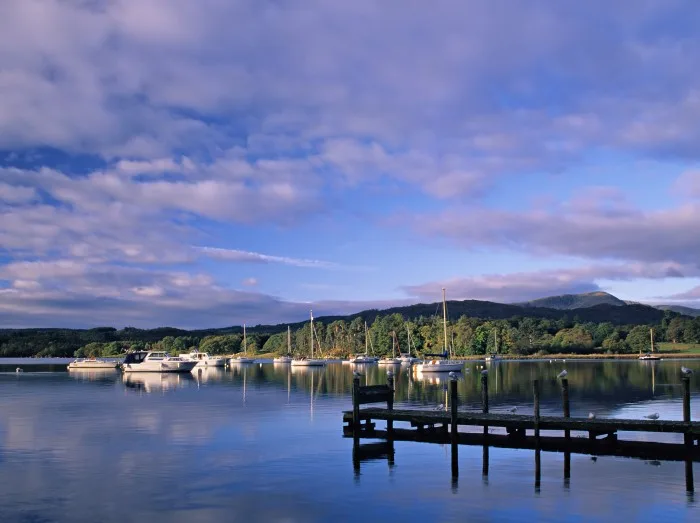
66, 368, 120, 383
122, 372, 194, 394
193, 366, 228, 385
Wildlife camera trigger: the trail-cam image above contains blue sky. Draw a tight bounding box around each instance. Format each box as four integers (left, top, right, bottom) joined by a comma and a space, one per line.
2, 0, 700, 328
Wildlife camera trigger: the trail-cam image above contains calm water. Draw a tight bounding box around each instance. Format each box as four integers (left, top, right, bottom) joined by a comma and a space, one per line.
0, 359, 699, 522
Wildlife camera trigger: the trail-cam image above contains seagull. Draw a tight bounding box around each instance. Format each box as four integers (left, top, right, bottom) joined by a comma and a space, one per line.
481, 369, 488, 375
557, 370, 568, 379
508, 406, 518, 413
588, 412, 596, 419
681, 366, 693, 376
15, 367, 23, 373
352, 371, 364, 378
449, 372, 456, 379
644, 413, 660, 420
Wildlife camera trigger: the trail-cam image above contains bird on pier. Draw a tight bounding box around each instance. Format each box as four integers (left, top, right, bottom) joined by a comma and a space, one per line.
557, 370, 568, 379
681, 366, 693, 376
644, 413, 660, 420
508, 406, 518, 413
352, 371, 364, 378
15, 367, 23, 373
480, 369, 488, 376
449, 372, 456, 379
588, 412, 596, 419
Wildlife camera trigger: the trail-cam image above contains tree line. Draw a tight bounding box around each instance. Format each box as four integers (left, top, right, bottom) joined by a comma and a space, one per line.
2, 309, 699, 358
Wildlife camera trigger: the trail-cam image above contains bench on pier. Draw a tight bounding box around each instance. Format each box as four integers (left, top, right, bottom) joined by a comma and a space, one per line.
347, 375, 395, 434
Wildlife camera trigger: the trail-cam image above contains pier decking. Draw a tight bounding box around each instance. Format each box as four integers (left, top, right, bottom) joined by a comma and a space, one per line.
344, 373, 699, 492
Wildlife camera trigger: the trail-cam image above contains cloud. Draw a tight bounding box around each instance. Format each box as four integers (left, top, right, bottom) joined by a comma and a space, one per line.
241, 277, 258, 287
0, 182, 37, 204
197, 247, 340, 269
409, 191, 700, 265
403, 262, 694, 303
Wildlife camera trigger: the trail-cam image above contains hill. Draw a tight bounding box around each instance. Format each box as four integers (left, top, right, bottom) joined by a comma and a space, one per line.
653, 305, 700, 317
519, 291, 626, 310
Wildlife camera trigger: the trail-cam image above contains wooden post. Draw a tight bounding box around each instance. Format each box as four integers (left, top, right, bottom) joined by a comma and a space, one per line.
686, 456, 695, 494
561, 378, 570, 440
352, 375, 360, 437
387, 372, 395, 434
535, 448, 541, 493
683, 377, 691, 447
450, 376, 458, 444
482, 442, 489, 480
533, 379, 540, 441
481, 372, 489, 436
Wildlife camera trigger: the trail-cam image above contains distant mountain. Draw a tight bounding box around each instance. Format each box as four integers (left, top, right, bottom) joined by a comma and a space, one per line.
518, 291, 627, 310
653, 305, 700, 317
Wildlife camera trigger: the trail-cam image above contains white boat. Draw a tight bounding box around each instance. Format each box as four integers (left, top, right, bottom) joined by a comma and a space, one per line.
348, 321, 378, 364
400, 324, 422, 365
485, 328, 501, 361
179, 350, 227, 367
414, 288, 464, 373
378, 330, 401, 365
639, 328, 662, 361
230, 323, 256, 364
274, 327, 294, 363
67, 358, 119, 370
121, 351, 197, 373
291, 310, 326, 367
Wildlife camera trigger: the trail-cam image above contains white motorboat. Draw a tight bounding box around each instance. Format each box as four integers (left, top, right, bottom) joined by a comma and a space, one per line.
67, 358, 119, 370
230, 323, 256, 364
413, 288, 464, 373
378, 330, 401, 365
179, 350, 227, 367
121, 351, 197, 373
274, 327, 294, 363
291, 310, 326, 367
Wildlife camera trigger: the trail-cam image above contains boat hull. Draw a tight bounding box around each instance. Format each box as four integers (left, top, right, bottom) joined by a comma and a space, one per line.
291, 359, 326, 367
122, 360, 197, 373
68, 360, 119, 370
414, 361, 464, 373
230, 357, 256, 364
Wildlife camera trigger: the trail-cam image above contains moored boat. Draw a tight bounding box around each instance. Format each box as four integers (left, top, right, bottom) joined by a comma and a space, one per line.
121, 351, 197, 373
179, 350, 227, 367
413, 288, 464, 373
291, 310, 326, 367
67, 358, 119, 370
274, 327, 294, 363
230, 323, 256, 364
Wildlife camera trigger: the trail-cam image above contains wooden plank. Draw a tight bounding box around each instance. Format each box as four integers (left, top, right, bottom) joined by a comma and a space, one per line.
342, 408, 700, 435
345, 428, 700, 462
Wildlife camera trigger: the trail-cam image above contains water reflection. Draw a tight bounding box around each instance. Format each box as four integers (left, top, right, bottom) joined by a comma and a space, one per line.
0, 359, 698, 522
123, 372, 195, 393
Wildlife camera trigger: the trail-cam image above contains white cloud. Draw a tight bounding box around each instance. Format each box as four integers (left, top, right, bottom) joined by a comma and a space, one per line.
197, 247, 340, 269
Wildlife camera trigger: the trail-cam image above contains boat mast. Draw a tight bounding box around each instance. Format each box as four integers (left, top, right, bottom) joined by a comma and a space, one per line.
243, 323, 247, 355
287, 325, 291, 355
442, 288, 448, 356
310, 310, 314, 358
365, 321, 369, 356
650, 328, 655, 354
406, 324, 411, 357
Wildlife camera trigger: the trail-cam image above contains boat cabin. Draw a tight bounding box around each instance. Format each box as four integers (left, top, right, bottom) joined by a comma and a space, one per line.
123, 351, 171, 364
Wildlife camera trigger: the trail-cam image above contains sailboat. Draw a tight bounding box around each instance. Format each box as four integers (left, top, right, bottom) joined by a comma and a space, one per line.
274, 326, 294, 363
485, 328, 501, 362
229, 323, 255, 364
400, 325, 422, 364
348, 322, 376, 364
378, 331, 402, 365
291, 310, 326, 367
639, 328, 661, 361
414, 288, 464, 373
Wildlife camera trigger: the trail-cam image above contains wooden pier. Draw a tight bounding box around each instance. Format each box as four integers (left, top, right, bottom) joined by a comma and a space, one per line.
344, 372, 700, 492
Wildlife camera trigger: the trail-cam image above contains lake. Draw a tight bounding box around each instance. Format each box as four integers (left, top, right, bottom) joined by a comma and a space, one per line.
0, 358, 698, 522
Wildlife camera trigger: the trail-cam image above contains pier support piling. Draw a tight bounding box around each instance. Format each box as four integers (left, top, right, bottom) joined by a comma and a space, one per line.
562, 378, 570, 440
482, 373, 489, 436
683, 377, 692, 447
534, 379, 541, 441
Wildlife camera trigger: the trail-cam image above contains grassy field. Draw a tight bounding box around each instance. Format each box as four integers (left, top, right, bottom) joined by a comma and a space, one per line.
656, 342, 700, 354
